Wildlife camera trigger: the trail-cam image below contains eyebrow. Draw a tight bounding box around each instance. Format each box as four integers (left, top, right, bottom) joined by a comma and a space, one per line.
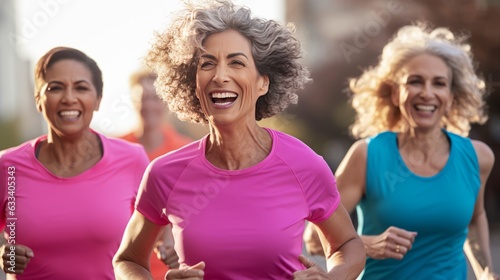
407, 74, 448, 80
48, 80, 91, 84
200, 52, 249, 60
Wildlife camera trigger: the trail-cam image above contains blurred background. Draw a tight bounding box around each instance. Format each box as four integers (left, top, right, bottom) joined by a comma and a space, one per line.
1, 0, 499, 278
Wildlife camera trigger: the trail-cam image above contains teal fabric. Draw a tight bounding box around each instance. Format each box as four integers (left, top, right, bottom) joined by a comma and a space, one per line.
358, 130, 480, 280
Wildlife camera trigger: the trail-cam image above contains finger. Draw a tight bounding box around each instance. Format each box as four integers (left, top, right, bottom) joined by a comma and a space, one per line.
163, 246, 178, 261
165, 262, 205, 279
165, 254, 179, 269
298, 255, 318, 269
156, 246, 167, 261
188, 261, 205, 271
165, 269, 204, 279
14, 245, 34, 258
2, 255, 31, 274
391, 244, 407, 260
395, 228, 418, 242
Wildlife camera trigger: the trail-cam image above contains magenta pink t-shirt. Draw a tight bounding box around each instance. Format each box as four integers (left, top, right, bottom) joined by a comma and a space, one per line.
0, 133, 149, 280
136, 128, 340, 279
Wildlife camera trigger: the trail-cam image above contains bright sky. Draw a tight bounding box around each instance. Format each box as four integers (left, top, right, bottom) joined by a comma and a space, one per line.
14, 0, 284, 136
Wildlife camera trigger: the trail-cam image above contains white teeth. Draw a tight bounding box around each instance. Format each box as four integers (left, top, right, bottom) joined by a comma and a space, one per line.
60, 110, 80, 117
211, 92, 237, 98
415, 105, 436, 111
215, 102, 232, 106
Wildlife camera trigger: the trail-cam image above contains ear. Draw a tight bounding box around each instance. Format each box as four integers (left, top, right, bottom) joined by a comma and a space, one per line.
94, 96, 102, 111
35, 94, 42, 112
258, 75, 270, 97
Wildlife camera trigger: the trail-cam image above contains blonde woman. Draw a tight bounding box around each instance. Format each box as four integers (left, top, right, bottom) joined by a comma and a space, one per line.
305, 24, 498, 279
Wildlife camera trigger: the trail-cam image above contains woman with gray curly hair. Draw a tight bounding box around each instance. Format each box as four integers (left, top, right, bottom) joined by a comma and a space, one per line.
113, 1, 365, 279
304, 23, 498, 279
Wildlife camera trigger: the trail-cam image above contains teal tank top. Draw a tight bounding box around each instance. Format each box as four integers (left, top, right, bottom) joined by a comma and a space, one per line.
358, 130, 480, 280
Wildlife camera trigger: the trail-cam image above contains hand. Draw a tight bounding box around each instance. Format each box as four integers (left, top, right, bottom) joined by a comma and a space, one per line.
479, 267, 500, 280
154, 242, 179, 269
363, 226, 417, 260
0, 244, 34, 274
303, 223, 324, 256
165, 261, 205, 280
292, 255, 331, 279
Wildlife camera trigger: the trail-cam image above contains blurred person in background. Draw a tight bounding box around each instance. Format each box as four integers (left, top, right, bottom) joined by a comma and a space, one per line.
120, 68, 193, 279
121, 68, 193, 160
0, 47, 149, 279
304, 24, 499, 279
113, 1, 365, 279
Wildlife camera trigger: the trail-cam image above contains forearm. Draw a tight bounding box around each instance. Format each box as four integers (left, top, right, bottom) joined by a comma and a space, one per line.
465, 211, 494, 277
114, 259, 153, 280
326, 237, 366, 280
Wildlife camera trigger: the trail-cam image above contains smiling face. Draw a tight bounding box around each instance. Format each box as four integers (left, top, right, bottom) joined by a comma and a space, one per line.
195, 29, 269, 127
37, 59, 102, 138
392, 53, 453, 132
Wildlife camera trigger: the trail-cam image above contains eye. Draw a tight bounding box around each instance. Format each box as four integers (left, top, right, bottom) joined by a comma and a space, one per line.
76, 85, 90, 91
200, 61, 215, 69
230, 60, 245, 67
434, 80, 448, 87
46, 85, 62, 92
407, 79, 422, 85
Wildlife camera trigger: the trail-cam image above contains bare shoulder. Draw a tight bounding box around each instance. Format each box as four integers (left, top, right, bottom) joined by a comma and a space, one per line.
346, 139, 368, 162
471, 140, 495, 173
336, 139, 367, 177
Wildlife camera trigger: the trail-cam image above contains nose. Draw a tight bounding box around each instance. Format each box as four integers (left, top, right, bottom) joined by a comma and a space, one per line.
61, 88, 78, 104
212, 64, 230, 84
420, 82, 433, 99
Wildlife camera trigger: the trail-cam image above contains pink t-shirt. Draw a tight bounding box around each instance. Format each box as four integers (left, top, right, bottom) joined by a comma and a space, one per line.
0, 133, 149, 280
136, 128, 340, 279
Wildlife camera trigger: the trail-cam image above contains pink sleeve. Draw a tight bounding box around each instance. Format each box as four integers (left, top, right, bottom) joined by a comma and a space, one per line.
0, 153, 7, 230
301, 155, 340, 223
135, 161, 171, 225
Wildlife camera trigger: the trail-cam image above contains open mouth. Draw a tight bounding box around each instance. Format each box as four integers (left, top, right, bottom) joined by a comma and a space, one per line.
210, 92, 238, 107
414, 104, 437, 113
59, 110, 81, 120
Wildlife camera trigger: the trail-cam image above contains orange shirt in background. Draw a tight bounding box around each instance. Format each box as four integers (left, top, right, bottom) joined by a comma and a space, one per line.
121, 124, 193, 280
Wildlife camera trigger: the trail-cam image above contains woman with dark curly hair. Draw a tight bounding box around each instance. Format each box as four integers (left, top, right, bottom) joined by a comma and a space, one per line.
305, 24, 499, 279
113, 1, 365, 279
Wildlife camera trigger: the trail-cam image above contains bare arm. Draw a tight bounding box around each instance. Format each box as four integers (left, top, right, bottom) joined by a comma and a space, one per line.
319, 203, 366, 278
464, 140, 498, 279
295, 204, 366, 280
304, 140, 366, 256
304, 140, 417, 259
335, 140, 367, 212
303, 140, 366, 255
113, 211, 165, 280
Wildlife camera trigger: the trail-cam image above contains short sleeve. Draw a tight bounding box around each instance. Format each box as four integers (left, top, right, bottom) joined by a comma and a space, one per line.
135, 160, 171, 225
301, 155, 340, 223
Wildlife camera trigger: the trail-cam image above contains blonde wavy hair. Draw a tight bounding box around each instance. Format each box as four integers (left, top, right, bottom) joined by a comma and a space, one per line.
146, 0, 310, 124
349, 23, 487, 139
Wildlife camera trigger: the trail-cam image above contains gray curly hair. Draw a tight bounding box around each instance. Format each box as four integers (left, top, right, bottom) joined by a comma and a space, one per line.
349, 23, 487, 138
146, 0, 311, 123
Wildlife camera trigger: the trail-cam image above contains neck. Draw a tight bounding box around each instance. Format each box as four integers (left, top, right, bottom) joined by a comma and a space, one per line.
398, 127, 447, 150
397, 127, 449, 164
397, 127, 450, 176
206, 123, 271, 170
39, 129, 103, 177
